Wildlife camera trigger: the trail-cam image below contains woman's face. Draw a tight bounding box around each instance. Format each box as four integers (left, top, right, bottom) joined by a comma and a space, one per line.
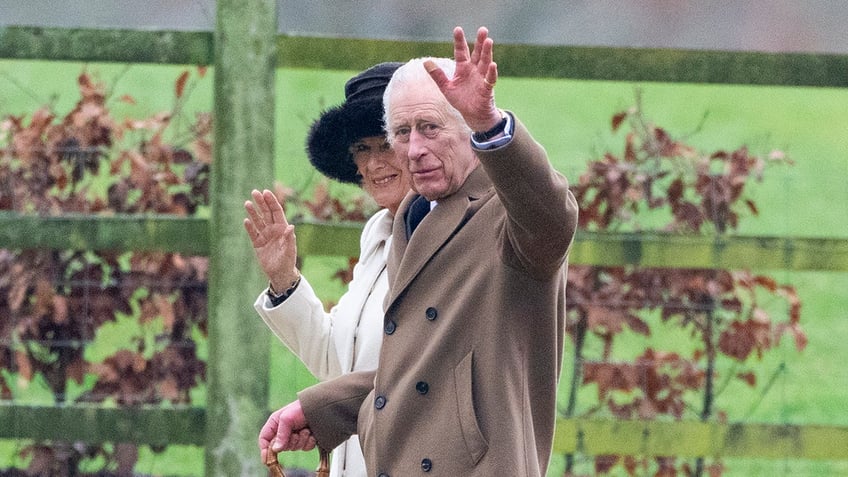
351, 136, 411, 215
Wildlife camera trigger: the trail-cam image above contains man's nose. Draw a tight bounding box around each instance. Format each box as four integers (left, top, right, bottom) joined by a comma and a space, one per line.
407, 130, 427, 159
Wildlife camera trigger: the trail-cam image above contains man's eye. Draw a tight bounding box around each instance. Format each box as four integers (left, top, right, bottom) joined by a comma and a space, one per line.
393, 128, 411, 142
420, 123, 441, 138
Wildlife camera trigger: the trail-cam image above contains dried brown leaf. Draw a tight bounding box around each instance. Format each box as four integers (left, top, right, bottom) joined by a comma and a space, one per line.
175, 70, 190, 98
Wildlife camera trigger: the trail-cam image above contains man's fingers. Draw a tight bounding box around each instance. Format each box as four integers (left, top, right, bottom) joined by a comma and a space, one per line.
452, 26, 470, 63
261, 409, 303, 453
303, 433, 317, 452
287, 429, 316, 451
470, 27, 489, 65
479, 38, 494, 69
424, 60, 449, 89
475, 27, 489, 46
271, 426, 290, 452
280, 428, 311, 451
260, 401, 311, 462
485, 62, 499, 88
286, 432, 301, 451
259, 433, 272, 452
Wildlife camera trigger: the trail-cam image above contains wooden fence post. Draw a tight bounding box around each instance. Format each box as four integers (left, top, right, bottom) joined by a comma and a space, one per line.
206, 0, 277, 475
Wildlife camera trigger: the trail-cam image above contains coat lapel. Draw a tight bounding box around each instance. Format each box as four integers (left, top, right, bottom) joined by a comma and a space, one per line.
386, 166, 492, 308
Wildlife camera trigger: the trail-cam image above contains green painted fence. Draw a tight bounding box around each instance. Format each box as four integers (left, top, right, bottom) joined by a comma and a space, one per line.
3, 26, 848, 87
1, 9, 847, 476
2, 214, 847, 272
4, 404, 847, 461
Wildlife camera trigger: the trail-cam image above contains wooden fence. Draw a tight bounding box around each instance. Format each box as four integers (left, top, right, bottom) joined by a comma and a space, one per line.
1, 1, 847, 475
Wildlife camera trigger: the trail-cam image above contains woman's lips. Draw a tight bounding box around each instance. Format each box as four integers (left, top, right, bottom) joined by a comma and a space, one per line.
373, 173, 398, 186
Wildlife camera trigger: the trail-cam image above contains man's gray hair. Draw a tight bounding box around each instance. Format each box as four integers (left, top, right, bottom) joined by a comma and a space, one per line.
383, 57, 471, 143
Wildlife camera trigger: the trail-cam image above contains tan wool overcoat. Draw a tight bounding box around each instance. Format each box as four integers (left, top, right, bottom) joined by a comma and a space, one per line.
300, 115, 578, 476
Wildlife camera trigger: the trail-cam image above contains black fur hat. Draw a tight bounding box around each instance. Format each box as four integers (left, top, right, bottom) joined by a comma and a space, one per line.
306, 62, 403, 184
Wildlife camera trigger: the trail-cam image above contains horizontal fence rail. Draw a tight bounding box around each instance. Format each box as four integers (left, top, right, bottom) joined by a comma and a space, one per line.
1, 214, 846, 271
0, 213, 210, 256
0, 403, 205, 446
2, 26, 848, 87
2, 403, 847, 461
554, 419, 848, 460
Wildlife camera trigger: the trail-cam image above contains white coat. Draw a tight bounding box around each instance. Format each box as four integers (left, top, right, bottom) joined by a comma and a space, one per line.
254, 209, 393, 477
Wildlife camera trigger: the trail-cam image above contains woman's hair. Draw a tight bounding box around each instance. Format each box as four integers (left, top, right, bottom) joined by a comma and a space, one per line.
382, 57, 471, 143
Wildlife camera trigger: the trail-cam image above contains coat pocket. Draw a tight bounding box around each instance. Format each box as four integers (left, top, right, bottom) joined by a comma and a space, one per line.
453, 350, 489, 465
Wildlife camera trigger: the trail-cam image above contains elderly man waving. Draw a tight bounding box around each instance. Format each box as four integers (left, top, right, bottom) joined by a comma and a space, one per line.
260, 26, 578, 477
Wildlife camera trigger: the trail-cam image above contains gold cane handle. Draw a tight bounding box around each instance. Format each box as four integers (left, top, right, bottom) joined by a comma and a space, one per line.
264, 448, 331, 477
264, 448, 286, 477
315, 448, 331, 477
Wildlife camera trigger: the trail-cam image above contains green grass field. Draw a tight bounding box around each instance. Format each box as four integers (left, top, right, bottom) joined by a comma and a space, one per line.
1, 60, 846, 475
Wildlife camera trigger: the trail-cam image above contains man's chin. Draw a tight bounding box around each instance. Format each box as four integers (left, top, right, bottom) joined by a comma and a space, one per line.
413, 178, 444, 197
413, 187, 438, 202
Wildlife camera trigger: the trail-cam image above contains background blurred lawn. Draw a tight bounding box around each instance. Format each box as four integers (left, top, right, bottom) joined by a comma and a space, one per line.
1, 60, 846, 475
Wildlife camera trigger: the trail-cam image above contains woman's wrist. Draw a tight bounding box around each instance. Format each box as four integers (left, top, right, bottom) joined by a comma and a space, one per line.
270, 268, 300, 294
267, 269, 302, 306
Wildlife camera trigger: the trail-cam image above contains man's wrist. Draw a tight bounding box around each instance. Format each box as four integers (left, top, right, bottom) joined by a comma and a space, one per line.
471, 112, 514, 150
472, 115, 508, 142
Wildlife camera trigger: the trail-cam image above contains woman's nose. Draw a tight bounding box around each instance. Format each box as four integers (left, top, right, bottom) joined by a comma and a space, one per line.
365, 152, 390, 169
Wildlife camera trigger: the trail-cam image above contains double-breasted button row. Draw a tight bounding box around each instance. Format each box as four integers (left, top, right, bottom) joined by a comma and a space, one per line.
385, 308, 436, 337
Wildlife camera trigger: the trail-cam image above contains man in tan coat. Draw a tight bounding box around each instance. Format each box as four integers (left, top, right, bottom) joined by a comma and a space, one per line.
260, 26, 578, 476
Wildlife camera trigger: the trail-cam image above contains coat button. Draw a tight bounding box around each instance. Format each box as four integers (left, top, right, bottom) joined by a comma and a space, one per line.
415, 381, 429, 395
378, 473, 390, 477
421, 458, 433, 472
425, 307, 437, 320
374, 395, 387, 409
384, 320, 396, 335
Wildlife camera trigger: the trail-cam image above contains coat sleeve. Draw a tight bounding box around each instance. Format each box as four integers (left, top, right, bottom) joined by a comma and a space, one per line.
475, 113, 579, 278
253, 277, 340, 380
299, 370, 376, 451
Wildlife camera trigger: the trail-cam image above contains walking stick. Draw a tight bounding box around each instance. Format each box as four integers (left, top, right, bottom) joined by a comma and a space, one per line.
265, 447, 330, 477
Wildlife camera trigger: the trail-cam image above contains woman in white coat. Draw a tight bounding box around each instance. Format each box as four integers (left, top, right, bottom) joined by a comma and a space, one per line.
243, 63, 410, 477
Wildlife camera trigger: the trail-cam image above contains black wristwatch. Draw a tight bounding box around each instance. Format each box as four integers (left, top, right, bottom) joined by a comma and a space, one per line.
472, 116, 508, 142
471, 112, 514, 150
